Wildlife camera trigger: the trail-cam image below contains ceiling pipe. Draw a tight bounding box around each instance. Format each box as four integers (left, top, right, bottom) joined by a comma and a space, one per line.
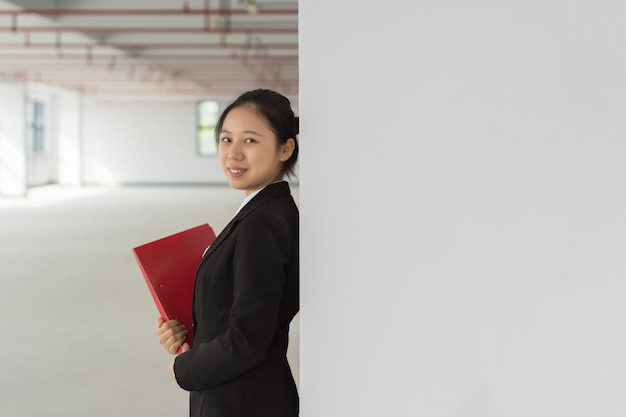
0, 71, 298, 82
0, 27, 297, 34
5, 65, 297, 76
0, 54, 296, 62
8, 72, 298, 82
0, 42, 298, 50
5, 62, 296, 72
86, 77, 292, 88
23, 79, 288, 92
0, 8, 298, 16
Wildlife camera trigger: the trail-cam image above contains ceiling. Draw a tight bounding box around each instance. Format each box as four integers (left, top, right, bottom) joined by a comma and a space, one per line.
0, 0, 298, 101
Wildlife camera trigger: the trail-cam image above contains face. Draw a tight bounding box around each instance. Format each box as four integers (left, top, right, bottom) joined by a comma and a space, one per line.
218, 105, 294, 195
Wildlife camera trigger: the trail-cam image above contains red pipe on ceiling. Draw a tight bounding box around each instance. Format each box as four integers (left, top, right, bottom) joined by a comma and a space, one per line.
0, 42, 298, 49
0, 27, 297, 34
0, 8, 298, 16
0, 54, 297, 61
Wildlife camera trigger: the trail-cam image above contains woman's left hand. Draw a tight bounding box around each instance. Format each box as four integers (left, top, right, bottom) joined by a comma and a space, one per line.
168, 343, 190, 380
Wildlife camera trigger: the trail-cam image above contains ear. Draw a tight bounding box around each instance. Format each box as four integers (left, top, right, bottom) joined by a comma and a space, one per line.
278, 138, 295, 162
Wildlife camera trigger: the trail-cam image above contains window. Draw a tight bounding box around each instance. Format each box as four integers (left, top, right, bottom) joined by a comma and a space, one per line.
196, 100, 220, 156
26, 100, 46, 153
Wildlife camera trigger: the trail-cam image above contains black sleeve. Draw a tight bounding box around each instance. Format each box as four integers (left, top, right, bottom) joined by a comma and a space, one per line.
173, 210, 292, 391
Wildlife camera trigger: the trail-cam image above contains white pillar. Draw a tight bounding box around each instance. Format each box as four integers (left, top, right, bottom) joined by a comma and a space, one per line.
56, 91, 82, 187
0, 84, 27, 197
300, 2, 626, 416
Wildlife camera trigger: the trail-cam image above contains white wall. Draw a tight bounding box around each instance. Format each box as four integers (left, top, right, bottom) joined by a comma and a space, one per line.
82, 99, 225, 184
0, 83, 27, 196
300, 2, 626, 417
1, 89, 298, 188
81, 97, 300, 185
55, 90, 83, 187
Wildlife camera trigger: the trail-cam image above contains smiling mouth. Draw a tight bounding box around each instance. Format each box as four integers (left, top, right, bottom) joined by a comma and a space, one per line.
229, 168, 246, 174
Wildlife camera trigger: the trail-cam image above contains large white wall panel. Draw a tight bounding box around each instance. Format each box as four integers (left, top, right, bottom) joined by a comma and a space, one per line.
300, 1, 626, 416
83, 99, 224, 184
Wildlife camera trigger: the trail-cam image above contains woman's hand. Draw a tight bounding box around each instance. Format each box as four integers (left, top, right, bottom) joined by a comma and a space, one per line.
169, 343, 190, 380
156, 317, 188, 354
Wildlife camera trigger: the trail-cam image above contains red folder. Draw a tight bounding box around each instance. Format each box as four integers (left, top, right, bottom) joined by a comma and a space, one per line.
132, 224, 216, 348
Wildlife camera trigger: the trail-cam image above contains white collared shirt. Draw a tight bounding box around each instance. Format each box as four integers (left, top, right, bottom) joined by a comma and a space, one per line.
203, 181, 283, 257
235, 187, 264, 216
234, 180, 284, 216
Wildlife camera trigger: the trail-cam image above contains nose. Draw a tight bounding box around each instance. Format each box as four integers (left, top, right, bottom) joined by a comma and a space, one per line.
227, 141, 243, 160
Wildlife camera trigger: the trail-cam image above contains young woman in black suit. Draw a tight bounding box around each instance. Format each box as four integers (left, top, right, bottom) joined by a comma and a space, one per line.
156, 89, 300, 417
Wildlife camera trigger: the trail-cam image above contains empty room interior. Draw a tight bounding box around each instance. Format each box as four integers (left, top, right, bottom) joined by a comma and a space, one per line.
1, 1, 300, 416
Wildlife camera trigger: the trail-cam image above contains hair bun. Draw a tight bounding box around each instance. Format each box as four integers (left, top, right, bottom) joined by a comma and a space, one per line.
294, 116, 299, 135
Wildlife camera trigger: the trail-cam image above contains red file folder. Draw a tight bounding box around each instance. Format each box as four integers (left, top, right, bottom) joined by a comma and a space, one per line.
132, 224, 216, 348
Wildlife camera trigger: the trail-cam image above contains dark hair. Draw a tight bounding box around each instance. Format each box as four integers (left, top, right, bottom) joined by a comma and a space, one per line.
215, 89, 299, 178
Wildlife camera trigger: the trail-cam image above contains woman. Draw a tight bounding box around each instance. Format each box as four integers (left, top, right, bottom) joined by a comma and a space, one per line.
156, 89, 300, 417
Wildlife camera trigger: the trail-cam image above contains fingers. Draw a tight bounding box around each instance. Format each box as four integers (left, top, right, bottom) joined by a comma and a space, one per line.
162, 334, 186, 354
156, 317, 178, 330
157, 324, 187, 344
156, 319, 183, 337
167, 339, 184, 355
156, 318, 188, 355
159, 327, 188, 349
180, 343, 191, 353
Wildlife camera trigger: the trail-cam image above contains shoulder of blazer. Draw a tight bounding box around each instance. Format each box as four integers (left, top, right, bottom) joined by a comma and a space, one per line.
201, 181, 293, 259
235, 181, 293, 221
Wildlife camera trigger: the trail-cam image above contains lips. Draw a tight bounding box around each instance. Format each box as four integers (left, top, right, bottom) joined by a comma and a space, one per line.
228, 168, 247, 176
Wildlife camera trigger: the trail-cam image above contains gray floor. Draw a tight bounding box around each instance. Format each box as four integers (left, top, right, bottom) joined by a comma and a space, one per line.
0, 184, 300, 417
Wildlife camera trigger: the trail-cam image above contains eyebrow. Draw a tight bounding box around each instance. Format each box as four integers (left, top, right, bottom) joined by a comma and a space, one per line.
220, 129, 264, 137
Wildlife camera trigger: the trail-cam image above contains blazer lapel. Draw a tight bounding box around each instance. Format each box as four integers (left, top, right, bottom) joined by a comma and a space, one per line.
199, 216, 237, 262
198, 181, 291, 265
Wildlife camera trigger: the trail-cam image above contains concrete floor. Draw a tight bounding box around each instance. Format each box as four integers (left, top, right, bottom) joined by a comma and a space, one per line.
0, 184, 300, 417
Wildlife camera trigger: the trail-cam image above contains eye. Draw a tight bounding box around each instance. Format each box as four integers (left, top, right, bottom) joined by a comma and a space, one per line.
220, 137, 231, 143
244, 138, 257, 143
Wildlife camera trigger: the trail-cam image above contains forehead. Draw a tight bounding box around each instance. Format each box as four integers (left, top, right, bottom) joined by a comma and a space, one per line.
222, 105, 270, 130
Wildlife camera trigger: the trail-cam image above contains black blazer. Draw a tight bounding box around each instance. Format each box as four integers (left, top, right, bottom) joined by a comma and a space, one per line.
174, 181, 299, 417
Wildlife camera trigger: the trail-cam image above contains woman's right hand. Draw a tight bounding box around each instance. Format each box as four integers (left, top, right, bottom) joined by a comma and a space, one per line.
156, 318, 188, 355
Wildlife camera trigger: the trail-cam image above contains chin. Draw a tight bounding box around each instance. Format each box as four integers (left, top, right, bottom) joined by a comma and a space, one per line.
227, 180, 246, 191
